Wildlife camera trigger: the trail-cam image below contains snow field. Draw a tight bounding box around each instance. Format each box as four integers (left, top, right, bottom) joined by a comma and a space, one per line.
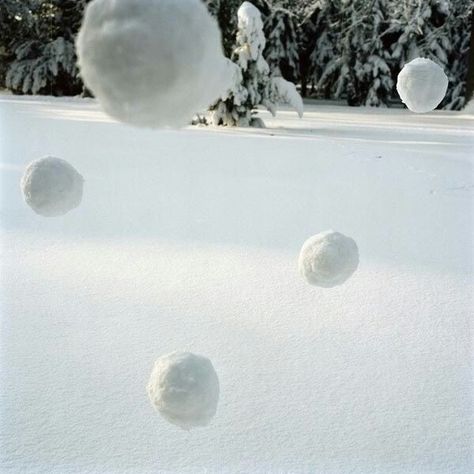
0, 96, 473, 473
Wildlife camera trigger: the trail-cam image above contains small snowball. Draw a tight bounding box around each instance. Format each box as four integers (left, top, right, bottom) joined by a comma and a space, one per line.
396, 58, 448, 113
298, 230, 359, 288
76, 0, 231, 128
147, 351, 219, 430
21, 157, 84, 217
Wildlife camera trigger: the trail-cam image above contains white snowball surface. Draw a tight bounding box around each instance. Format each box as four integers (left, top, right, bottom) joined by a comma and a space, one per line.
147, 352, 219, 430
76, 0, 230, 128
21, 157, 84, 217
298, 230, 359, 288
396, 58, 448, 113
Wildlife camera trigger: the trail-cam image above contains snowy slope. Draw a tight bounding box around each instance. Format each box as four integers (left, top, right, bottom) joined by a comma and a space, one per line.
0, 96, 473, 473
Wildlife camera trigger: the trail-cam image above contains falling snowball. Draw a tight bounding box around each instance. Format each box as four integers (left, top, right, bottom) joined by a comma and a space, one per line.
396, 58, 448, 113
76, 0, 231, 128
298, 230, 359, 288
21, 157, 84, 217
147, 351, 220, 430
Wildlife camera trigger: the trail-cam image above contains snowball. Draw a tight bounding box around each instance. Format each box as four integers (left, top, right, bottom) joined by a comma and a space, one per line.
76, 0, 231, 128
298, 231, 359, 288
147, 351, 219, 430
396, 58, 448, 113
21, 157, 84, 217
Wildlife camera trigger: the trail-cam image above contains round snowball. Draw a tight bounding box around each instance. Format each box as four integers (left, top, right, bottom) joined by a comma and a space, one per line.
76, 0, 230, 128
147, 351, 219, 430
298, 230, 359, 288
396, 58, 448, 113
21, 157, 84, 217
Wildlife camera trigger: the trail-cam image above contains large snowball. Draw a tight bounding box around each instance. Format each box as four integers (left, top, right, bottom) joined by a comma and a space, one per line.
21, 157, 84, 217
298, 231, 359, 288
76, 0, 231, 128
147, 351, 219, 430
396, 58, 448, 113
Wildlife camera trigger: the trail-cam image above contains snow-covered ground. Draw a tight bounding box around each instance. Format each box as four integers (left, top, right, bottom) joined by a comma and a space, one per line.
0, 95, 473, 473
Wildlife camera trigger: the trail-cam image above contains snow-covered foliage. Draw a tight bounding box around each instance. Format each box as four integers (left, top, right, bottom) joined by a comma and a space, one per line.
263, 7, 300, 82
390, 0, 451, 70
397, 57, 448, 113
299, 0, 471, 109
2, 0, 471, 109
77, 0, 230, 128
6, 38, 78, 95
210, 1, 303, 127
21, 156, 84, 217
389, 0, 472, 111
3, 1, 87, 96
442, 0, 473, 109
209, 59, 250, 126
298, 230, 359, 288
147, 352, 219, 430
304, 0, 394, 106
267, 76, 303, 118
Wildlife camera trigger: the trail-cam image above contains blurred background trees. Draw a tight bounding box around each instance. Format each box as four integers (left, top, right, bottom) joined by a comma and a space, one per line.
1, 0, 472, 109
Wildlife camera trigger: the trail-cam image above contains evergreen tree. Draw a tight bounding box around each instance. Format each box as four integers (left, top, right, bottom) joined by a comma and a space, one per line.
263, 7, 300, 82
210, 1, 302, 126
0, 0, 34, 86
300, 0, 340, 98
390, 0, 451, 69
441, 0, 473, 109
5, 0, 88, 96
313, 0, 394, 106
203, 0, 271, 58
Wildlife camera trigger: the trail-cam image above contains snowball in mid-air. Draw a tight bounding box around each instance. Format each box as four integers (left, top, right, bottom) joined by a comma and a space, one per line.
21, 157, 84, 217
298, 231, 359, 288
147, 351, 220, 430
76, 0, 231, 128
396, 58, 448, 113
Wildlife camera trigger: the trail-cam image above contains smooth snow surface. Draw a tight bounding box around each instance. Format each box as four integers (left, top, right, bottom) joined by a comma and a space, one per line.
147, 351, 219, 430
21, 156, 84, 217
1, 96, 473, 473
298, 230, 359, 287
76, 0, 230, 128
397, 58, 448, 113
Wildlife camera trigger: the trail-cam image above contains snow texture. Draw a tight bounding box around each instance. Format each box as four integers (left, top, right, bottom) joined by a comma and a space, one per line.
397, 58, 448, 113
20, 156, 84, 217
1, 96, 473, 473
268, 76, 303, 118
76, 0, 230, 128
298, 230, 359, 288
147, 351, 219, 430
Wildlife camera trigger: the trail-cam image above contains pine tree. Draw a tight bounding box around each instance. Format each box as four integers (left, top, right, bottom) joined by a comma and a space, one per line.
300, 0, 340, 98
390, 0, 451, 71
354, 0, 394, 106
210, 1, 302, 126
203, 0, 271, 58
263, 7, 300, 82
5, 0, 89, 96
441, 0, 473, 109
0, 0, 34, 86
312, 0, 394, 106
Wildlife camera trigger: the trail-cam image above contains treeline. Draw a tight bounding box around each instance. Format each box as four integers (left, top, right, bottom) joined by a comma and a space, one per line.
1, 0, 473, 109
